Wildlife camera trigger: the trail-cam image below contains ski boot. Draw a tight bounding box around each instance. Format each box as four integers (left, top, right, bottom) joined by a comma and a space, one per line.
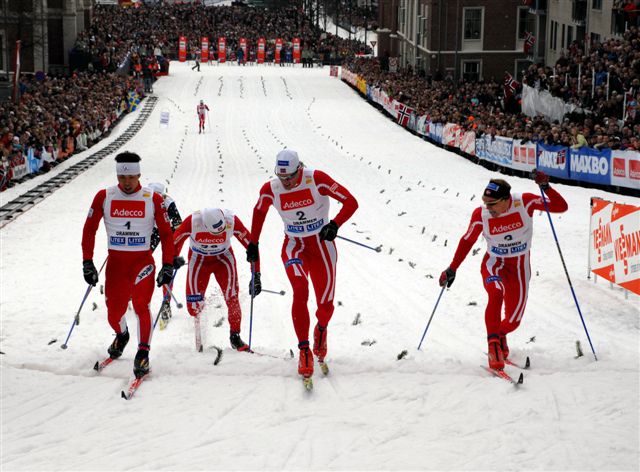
133, 345, 150, 379
230, 332, 250, 352
487, 335, 505, 370
107, 329, 130, 359
313, 323, 329, 375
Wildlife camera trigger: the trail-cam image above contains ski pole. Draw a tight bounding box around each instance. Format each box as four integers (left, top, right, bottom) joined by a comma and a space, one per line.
168, 281, 183, 309
76, 257, 107, 326
60, 284, 93, 350
262, 288, 285, 296
417, 285, 446, 350
61, 257, 108, 349
539, 186, 597, 361
248, 262, 256, 349
336, 235, 382, 252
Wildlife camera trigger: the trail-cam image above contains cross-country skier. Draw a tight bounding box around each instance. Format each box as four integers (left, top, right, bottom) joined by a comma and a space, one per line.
81, 152, 179, 378
246, 149, 358, 382
197, 99, 209, 134
439, 171, 568, 370
173, 208, 260, 351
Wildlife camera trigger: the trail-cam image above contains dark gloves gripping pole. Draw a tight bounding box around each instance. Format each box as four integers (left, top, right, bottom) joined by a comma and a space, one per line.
156, 263, 174, 287
83, 260, 99, 286
249, 272, 262, 296
319, 220, 339, 241
439, 267, 456, 288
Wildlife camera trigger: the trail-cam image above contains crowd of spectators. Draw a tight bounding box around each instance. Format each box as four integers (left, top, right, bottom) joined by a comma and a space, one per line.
0, 72, 139, 190
1, 2, 371, 191
344, 26, 640, 153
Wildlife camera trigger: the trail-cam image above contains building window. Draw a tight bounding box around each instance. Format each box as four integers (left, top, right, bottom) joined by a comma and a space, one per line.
561, 23, 565, 50
398, 0, 406, 34
463, 8, 483, 41
549, 20, 558, 50
566, 25, 573, 48
517, 7, 536, 40
590, 32, 601, 44
592, 0, 602, 9
462, 60, 481, 82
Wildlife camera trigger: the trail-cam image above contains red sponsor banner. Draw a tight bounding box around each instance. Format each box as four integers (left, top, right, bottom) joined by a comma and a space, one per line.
257, 38, 265, 64
218, 37, 226, 63
488, 212, 524, 235
292, 38, 301, 63
239, 38, 247, 63
275, 38, 283, 64
590, 197, 640, 295
610, 150, 640, 190
110, 200, 146, 218
280, 189, 315, 210
201, 37, 209, 62
194, 232, 227, 244
178, 36, 187, 62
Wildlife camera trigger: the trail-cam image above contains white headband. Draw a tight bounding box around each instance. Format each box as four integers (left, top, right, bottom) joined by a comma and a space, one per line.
116, 162, 140, 175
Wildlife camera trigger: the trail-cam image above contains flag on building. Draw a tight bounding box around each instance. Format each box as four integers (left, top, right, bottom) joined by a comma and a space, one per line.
503, 73, 520, 99
523, 0, 534, 6
524, 31, 536, 55
396, 102, 414, 127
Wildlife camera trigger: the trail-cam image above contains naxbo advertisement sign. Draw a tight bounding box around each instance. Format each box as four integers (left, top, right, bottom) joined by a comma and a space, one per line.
569, 148, 611, 185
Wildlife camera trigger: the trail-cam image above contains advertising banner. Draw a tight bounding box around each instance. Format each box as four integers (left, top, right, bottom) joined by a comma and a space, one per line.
477, 135, 513, 167
330, 65, 338, 77
292, 38, 301, 63
201, 37, 209, 62
178, 36, 187, 62
275, 38, 282, 64
257, 38, 265, 64
511, 139, 537, 172
569, 147, 611, 185
218, 37, 226, 63
590, 198, 640, 295
536, 143, 569, 179
460, 131, 476, 156
610, 150, 640, 190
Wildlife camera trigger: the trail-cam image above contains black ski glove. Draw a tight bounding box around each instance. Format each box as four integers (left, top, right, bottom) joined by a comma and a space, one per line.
439, 267, 456, 288
246, 242, 259, 262
249, 272, 262, 297
173, 256, 186, 269
156, 263, 173, 287
319, 220, 339, 241
83, 260, 99, 286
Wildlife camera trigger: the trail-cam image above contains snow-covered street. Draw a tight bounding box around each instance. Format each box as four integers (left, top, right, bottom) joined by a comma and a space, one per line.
1, 62, 638, 471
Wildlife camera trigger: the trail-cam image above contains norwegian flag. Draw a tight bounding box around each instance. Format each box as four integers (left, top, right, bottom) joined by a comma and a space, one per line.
396, 102, 414, 128
524, 31, 536, 55
556, 148, 567, 166
522, 0, 534, 6
503, 73, 520, 99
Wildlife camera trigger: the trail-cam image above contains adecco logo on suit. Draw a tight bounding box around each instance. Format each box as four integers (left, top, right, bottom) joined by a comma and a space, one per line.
280, 189, 314, 210
488, 212, 524, 235
110, 200, 145, 218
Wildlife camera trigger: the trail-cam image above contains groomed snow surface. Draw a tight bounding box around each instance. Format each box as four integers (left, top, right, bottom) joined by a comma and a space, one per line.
1, 62, 638, 471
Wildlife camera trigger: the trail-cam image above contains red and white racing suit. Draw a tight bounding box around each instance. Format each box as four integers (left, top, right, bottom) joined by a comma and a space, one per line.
82, 184, 174, 348
250, 168, 358, 343
197, 104, 209, 131
448, 188, 568, 337
173, 210, 256, 332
